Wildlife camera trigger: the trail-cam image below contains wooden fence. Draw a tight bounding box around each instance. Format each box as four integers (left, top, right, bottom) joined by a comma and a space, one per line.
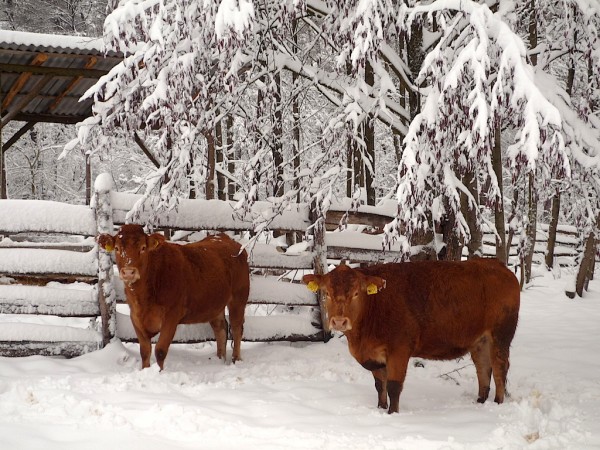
0, 173, 584, 357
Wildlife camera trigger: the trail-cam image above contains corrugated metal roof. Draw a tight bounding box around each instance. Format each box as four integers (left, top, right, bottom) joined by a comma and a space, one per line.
0, 30, 123, 126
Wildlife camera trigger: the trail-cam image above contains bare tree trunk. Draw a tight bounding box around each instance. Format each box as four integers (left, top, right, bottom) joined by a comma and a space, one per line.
226, 115, 236, 200
216, 118, 226, 201
0, 140, 6, 199
492, 120, 507, 264
575, 230, 596, 297
272, 72, 284, 198
545, 189, 560, 268
292, 20, 301, 204
523, 0, 539, 282
439, 204, 462, 261
364, 61, 376, 206
205, 131, 215, 200
524, 172, 538, 283
547, 19, 575, 268
506, 189, 519, 263
462, 168, 482, 259
85, 153, 91, 205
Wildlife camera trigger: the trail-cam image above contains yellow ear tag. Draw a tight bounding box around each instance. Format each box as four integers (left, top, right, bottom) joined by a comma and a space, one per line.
367, 283, 378, 295
307, 281, 319, 292
104, 243, 114, 252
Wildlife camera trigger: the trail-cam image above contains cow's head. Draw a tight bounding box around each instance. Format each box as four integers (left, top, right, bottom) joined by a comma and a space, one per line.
302, 264, 385, 332
97, 224, 165, 285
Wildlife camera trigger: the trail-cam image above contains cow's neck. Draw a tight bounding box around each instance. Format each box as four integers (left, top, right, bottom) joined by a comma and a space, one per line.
343, 297, 379, 345
124, 276, 153, 307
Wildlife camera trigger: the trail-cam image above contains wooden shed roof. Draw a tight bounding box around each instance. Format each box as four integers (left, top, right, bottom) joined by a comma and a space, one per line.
0, 29, 122, 128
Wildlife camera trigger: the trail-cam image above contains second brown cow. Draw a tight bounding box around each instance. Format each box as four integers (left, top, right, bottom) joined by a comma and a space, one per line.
98, 224, 250, 370
303, 258, 520, 414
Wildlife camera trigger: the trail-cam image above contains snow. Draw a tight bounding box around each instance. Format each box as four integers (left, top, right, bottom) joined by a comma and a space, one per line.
0, 29, 104, 53
0, 200, 96, 235
110, 192, 311, 232
0, 269, 597, 449
0, 248, 97, 276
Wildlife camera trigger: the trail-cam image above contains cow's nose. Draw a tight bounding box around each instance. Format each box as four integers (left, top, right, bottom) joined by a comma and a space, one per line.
119, 267, 139, 282
330, 316, 351, 331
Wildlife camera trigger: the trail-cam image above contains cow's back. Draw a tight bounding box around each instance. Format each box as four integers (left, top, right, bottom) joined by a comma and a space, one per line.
144, 234, 249, 322
357, 258, 520, 360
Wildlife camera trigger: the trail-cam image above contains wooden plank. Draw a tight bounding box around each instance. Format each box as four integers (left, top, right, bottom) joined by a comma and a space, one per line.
0, 274, 97, 285
327, 246, 403, 263
2, 53, 48, 110
0, 341, 100, 358
0, 285, 99, 316
1, 74, 53, 128
0, 247, 97, 276
248, 277, 317, 306
116, 313, 323, 343
325, 210, 392, 231
0, 62, 111, 79
0, 243, 94, 252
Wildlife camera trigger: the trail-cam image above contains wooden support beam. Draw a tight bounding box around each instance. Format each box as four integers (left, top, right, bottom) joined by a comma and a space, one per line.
48, 56, 98, 112
0, 74, 53, 129
1, 53, 48, 110
0, 62, 110, 79
8, 112, 89, 124
1, 121, 37, 152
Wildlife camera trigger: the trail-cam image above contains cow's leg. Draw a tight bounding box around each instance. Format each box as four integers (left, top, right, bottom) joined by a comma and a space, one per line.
371, 367, 388, 410
228, 298, 246, 363
386, 349, 410, 414
470, 335, 492, 403
209, 312, 227, 360
491, 316, 517, 404
154, 319, 178, 371
490, 340, 511, 404
132, 322, 152, 369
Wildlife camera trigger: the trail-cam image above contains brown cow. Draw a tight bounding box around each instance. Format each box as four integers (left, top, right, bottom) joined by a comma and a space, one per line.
303, 259, 520, 414
97, 224, 250, 370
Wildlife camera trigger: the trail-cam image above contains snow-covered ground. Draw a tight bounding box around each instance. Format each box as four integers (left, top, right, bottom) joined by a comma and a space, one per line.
0, 266, 598, 449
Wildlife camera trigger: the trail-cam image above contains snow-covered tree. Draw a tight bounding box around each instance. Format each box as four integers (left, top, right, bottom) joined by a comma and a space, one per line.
67, 0, 598, 270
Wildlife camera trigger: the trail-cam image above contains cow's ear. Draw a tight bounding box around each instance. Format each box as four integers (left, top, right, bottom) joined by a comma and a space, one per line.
147, 233, 166, 250
365, 276, 386, 295
97, 234, 115, 252
302, 274, 322, 293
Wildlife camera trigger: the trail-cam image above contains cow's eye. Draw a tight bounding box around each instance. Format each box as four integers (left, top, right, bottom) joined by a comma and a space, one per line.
114, 246, 120, 253
140, 245, 147, 252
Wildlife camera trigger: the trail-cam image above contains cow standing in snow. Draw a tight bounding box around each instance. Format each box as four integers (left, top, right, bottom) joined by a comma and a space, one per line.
98, 224, 250, 370
303, 259, 520, 413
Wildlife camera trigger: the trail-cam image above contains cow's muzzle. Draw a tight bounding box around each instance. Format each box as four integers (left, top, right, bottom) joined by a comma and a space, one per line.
329, 316, 351, 332
119, 267, 140, 284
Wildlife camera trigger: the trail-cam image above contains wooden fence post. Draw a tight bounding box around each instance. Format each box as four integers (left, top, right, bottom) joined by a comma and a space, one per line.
94, 173, 116, 346
310, 203, 331, 342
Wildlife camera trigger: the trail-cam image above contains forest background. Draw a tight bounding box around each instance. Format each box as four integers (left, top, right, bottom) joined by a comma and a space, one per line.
1, 0, 599, 292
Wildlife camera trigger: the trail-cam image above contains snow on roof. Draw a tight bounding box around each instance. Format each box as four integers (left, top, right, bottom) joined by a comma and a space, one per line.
0, 29, 108, 55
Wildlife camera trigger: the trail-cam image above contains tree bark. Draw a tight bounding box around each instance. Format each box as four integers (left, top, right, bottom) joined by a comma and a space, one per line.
492, 120, 507, 264
273, 72, 284, 198
226, 115, 236, 200
205, 131, 215, 200
523, 0, 539, 283
545, 190, 560, 268
364, 61, 376, 206
462, 168, 482, 259
216, 118, 226, 201
292, 19, 301, 204
575, 230, 596, 297
524, 171, 538, 283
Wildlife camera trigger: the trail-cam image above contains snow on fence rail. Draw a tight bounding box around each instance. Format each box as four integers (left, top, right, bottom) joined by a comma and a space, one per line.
0, 174, 583, 358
